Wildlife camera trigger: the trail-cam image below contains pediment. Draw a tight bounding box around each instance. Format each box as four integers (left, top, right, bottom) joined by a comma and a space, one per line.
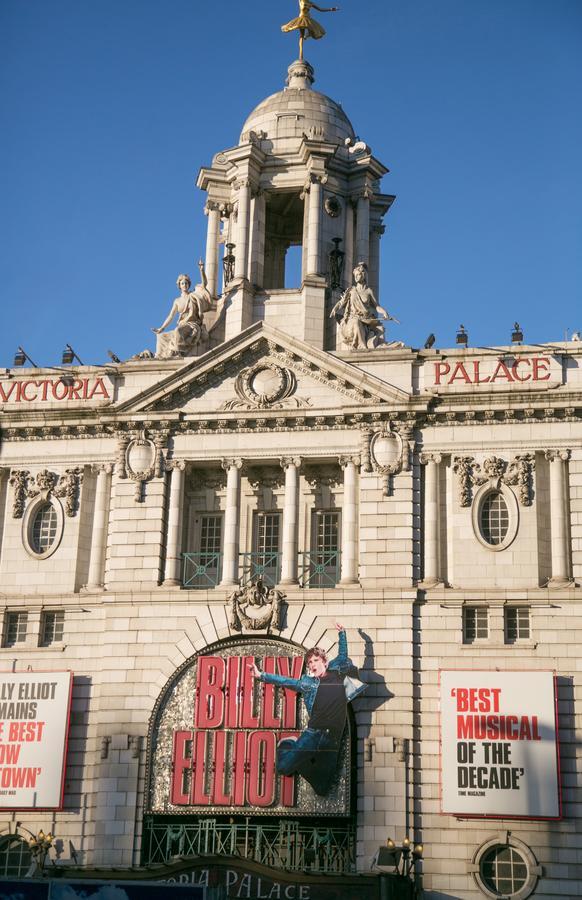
115, 323, 410, 416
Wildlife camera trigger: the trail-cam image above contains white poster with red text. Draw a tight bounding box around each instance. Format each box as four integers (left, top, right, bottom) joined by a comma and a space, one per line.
440, 670, 560, 819
0, 671, 72, 809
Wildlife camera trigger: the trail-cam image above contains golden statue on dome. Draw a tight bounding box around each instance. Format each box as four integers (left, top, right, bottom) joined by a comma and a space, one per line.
281, 1, 340, 60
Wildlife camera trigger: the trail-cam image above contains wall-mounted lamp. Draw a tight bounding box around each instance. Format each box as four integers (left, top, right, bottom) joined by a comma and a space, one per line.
456, 324, 468, 347
13, 346, 38, 367
62, 344, 84, 365
511, 322, 523, 344
223, 243, 236, 287
373, 835, 423, 879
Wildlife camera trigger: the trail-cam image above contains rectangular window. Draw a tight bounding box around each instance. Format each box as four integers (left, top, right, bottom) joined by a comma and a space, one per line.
252, 512, 282, 585
462, 606, 488, 644
3, 612, 28, 647
505, 606, 530, 643
306, 510, 341, 588
187, 514, 223, 587
40, 610, 65, 646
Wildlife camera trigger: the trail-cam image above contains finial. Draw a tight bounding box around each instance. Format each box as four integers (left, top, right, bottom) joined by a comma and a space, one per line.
286, 59, 315, 90
281, 2, 340, 62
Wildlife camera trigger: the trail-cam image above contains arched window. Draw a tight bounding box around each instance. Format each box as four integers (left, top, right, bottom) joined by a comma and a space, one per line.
0, 835, 33, 877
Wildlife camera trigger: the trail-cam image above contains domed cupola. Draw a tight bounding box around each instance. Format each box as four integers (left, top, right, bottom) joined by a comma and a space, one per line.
241, 60, 356, 148
197, 59, 395, 352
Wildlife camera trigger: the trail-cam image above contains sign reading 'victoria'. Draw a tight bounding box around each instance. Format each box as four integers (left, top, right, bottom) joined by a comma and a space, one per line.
148, 639, 350, 816
0, 376, 112, 404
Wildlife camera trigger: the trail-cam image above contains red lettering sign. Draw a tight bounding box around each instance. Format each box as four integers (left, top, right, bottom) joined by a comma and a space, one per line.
433, 356, 553, 387
173, 653, 304, 811
0, 378, 111, 403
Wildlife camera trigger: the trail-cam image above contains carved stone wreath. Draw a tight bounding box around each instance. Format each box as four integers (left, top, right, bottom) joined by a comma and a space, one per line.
228, 581, 285, 632
324, 196, 342, 218
233, 362, 296, 409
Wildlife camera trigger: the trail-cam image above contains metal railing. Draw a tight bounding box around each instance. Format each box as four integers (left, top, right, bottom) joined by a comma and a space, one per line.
142, 818, 356, 874
299, 551, 341, 588
183, 552, 222, 588
182, 551, 341, 589
239, 552, 282, 587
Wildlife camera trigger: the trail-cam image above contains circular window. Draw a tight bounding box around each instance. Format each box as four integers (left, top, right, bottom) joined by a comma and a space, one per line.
472, 837, 540, 900
22, 497, 64, 560
0, 835, 33, 877
472, 483, 519, 552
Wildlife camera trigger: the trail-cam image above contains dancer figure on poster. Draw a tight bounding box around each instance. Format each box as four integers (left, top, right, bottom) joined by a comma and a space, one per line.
250, 623, 366, 795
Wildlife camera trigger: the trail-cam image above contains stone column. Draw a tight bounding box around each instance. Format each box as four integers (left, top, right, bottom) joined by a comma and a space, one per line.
86, 463, 114, 590
234, 179, 251, 280
343, 200, 355, 288
280, 457, 301, 585
163, 461, 186, 586
545, 449, 571, 585
249, 190, 266, 287
339, 456, 360, 585
306, 175, 324, 276
369, 222, 384, 299
204, 201, 221, 298
355, 188, 371, 265
220, 459, 243, 587
420, 452, 442, 587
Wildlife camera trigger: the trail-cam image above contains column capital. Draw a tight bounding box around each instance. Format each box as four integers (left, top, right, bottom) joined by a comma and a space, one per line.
221, 458, 243, 471
339, 454, 361, 470
167, 459, 187, 472
204, 199, 222, 215
234, 177, 252, 191
545, 449, 570, 462
92, 462, 114, 476
280, 456, 301, 471
420, 452, 442, 465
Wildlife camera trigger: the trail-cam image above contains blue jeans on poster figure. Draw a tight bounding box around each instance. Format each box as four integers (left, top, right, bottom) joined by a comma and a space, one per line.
277, 727, 343, 796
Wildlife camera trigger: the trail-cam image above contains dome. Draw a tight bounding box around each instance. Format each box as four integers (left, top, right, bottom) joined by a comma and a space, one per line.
240, 60, 356, 146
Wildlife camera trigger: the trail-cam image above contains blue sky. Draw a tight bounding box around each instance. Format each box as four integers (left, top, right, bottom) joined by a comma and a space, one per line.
1, 0, 581, 366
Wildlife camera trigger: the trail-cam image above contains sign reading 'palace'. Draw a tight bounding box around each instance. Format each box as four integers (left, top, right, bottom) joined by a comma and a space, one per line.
430, 355, 560, 389
148, 639, 350, 817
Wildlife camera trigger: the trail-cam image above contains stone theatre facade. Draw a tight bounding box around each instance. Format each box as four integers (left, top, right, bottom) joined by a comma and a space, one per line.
0, 55, 581, 900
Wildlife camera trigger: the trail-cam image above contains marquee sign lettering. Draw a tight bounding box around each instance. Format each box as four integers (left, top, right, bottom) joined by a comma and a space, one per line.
0, 377, 112, 405
148, 638, 350, 816
431, 355, 560, 388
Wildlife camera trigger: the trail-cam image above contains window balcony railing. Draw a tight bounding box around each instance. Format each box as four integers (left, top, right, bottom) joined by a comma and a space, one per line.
240, 552, 282, 587
142, 817, 356, 874
183, 552, 222, 589
299, 551, 341, 588
181, 550, 341, 589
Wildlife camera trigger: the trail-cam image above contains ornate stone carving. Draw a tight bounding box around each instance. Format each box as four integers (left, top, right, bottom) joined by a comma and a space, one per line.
188, 468, 226, 493
228, 581, 285, 633
370, 427, 405, 476
10, 467, 83, 518
330, 262, 402, 351
360, 428, 373, 473
9, 469, 30, 518
245, 467, 285, 490
125, 432, 158, 502
453, 456, 475, 507
54, 468, 84, 517
545, 449, 570, 463
454, 454, 536, 508
304, 465, 341, 489
225, 362, 297, 410
505, 454, 536, 506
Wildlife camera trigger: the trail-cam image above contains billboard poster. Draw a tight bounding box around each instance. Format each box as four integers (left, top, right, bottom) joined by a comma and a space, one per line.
148, 634, 366, 816
440, 670, 560, 819
0, 671, 72, 809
